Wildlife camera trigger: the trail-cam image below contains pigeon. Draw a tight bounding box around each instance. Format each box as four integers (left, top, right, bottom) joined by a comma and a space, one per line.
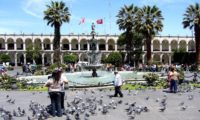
181, 106, 188, 111
6, 95, 9, 98
155, 98, 160, 102
159, 106, 166, 112
179, 101, 184, 106
145, 96, 150, 100
134, 91, 138, 96
118, 100, 123, 104
129, 115, 135, 120
188, 95, 194, 100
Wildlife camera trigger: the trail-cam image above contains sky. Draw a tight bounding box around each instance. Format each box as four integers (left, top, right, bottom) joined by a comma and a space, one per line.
0, 0, 199, 36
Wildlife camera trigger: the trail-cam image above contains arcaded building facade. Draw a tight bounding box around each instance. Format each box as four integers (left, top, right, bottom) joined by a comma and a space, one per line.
0, 34, 195, 66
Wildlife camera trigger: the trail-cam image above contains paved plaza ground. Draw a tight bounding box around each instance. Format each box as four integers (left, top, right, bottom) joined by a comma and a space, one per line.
1, 67, 200, 120
0, 88, 200, 120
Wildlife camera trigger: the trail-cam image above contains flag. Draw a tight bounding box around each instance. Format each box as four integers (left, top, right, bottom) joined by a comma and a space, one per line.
96, 19, 103, 24
79, 18, 85, 25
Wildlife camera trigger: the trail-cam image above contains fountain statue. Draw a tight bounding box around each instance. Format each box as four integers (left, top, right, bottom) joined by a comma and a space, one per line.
83, 23, 102, 77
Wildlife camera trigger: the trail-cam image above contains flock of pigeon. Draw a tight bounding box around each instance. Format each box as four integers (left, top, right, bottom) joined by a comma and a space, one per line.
0, 87, 200, 120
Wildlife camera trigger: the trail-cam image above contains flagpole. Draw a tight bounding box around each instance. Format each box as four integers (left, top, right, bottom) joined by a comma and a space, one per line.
104, 17, 106, 35
109, 0, 111, 35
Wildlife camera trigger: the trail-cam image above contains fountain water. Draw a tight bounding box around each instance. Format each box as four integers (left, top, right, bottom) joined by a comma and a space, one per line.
83, 23, 103, 77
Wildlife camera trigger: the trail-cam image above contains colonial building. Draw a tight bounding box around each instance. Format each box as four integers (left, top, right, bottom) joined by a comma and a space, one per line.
0, 34, 195, 66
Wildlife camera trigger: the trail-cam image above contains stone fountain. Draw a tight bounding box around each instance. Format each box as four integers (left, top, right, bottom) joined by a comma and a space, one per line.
83, 23, 102, 77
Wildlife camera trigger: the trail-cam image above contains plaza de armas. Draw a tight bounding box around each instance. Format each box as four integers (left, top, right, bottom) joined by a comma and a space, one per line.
0, 1, 200, 88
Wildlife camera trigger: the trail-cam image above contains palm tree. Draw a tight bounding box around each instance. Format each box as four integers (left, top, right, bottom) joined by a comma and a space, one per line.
44, 1, 70, 65
183, 3, 200, 69
135, 5, 163, 64
116, 4, 138, 64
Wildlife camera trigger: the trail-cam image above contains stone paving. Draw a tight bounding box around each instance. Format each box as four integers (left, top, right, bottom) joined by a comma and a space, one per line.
0, 88, 200, 120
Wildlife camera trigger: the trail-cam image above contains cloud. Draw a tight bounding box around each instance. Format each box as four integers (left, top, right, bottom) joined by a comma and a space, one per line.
22, 0, 76, 18
0, 19, 33, 27
139, 0, 193, 6
0, 27, 16, 34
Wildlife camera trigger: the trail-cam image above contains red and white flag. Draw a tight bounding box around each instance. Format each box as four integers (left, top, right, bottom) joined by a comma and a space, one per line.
79, 18, 85, 25
96, 19, 103, 24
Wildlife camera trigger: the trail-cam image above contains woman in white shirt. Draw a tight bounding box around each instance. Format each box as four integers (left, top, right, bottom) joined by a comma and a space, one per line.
44, 70, 65, 117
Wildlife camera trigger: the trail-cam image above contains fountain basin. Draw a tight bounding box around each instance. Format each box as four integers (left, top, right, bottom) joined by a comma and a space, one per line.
18, 71, 166, 87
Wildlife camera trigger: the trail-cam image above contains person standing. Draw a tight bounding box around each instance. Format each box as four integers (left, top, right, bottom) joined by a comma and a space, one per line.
59, 68, 68, 112
44, 70, 63, 117
170, 66, 180, 93
113, 70, 123, 97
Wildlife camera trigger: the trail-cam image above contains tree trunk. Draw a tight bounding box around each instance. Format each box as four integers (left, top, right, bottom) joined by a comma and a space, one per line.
53, 22, 61, 66
125, 28, 133, 64
194, 25, 200, 70
146, 35, 152, 65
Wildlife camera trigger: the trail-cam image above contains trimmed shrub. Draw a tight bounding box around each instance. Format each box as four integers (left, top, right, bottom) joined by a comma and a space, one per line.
143, 73, 159, 86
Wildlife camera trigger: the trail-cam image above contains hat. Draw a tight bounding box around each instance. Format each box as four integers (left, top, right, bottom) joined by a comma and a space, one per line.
114, 70, 118, 73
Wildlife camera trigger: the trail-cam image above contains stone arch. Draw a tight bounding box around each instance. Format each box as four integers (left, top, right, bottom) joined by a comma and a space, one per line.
116, 38, 125, 51
171, 40, 178, 51
17, 53, 24, 65
71, 38, 78, 50
34, 38, 42, 50
107, 39, 115, 50
153, 54, 160, 62
7, 38, 14, 50
0, 38, 5, 49
7, 52, 15, 64
43, 38, 51, 50
80, 39, 87, 50
179, 40, 186, 51
25, 38, 32, 50
16, 38, 23, 50
79, 53, 88, 61
44, 53, 51, 66
162, 40, 169, 51
153, 40, 160, 51
98, 39, 106, 50
188, 40, 195, 51
162, 54, 169, 64
62, 39, 69, 50
34, 53, 42, 64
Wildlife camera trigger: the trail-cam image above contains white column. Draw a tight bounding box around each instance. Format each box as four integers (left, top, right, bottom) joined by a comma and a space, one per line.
169, 54, 171, 64
78, 43, 81, 51
24, 54, 26, 64
115, 43, 117, 51
178, 43, 180, 50
97, 42, 99, 51
60, 44, 62, 50
14, 42, 17, 50
106, 43, 108, 51
151, 44, 153, 52
23, 43, 26, 51
51, 53, 54, 64
5, 42, 8, 50
69, 43, 72, 51
169, 44, 171, 52
142, 55, 145, 64
61, 53, 63, 64
186, 44, 188, 52
15, 53, 18, 67
160, 54, 162, 63
41, 42, 44, 50
42, 53, 45, 66
160, 44, 162, 52
51, 43, 53, 51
